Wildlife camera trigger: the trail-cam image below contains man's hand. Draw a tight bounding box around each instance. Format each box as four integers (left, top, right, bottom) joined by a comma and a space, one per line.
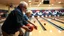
33, 25, 37, 30
22, 25, 32, 32
32, 24, 37, 30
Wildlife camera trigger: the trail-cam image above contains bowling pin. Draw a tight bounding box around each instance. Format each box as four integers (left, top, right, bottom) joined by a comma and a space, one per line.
49, 15, 51, 18
54, 15, 56, 17
45, 15, 48, 17
57, 15, 60, 18
41, 15, 44, 18
38, 16, 39, 18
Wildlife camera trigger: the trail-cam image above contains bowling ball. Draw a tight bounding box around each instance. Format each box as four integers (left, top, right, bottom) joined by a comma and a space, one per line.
26, 24, 34, 32
44, 23, 46, 25
29, 26, 33, 32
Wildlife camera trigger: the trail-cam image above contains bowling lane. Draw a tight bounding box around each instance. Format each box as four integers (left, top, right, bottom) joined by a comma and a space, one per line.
53, 18, 64, 23
29, 17, 59, 36
36, 17, 64, 36
29, 17, 45, 36
57, 16, 64, 20
43, 17, 64, 29
56, 17, 64, 22
50, 17, 64, 22
37, 17, 58, 31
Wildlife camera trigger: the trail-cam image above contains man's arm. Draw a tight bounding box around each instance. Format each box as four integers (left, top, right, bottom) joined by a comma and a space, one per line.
14, 10, 32, 31
23, 14, 37, 30
27, 20, 37, 30
15, 10, 28, 26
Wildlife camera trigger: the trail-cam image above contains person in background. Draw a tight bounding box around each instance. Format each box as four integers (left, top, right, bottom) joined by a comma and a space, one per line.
1, 1, 33, 36
24, 10, 37, 30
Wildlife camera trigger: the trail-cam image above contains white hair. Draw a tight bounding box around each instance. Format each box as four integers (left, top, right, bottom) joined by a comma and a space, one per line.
20, 1, 28, 7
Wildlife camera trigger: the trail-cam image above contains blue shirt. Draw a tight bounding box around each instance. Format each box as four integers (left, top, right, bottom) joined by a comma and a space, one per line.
23, 14, 29, 21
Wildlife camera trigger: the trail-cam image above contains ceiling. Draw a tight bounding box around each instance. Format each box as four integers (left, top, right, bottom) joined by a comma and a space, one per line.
20, 0, 64, 7
0, 0, 64, 7
0, 0, 21, 6
0, 0, 64, 10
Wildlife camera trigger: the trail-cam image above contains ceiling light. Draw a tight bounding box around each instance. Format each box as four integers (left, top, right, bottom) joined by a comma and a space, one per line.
52, 4, 54, 5
29, 1, 31, 2
58, 2, 61, 3
40, 2, 41, 4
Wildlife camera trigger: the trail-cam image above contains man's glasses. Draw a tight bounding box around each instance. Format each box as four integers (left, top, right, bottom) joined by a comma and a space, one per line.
23, 6, 27, 9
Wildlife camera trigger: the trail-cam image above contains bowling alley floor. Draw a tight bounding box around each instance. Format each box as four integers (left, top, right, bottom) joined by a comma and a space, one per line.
0, 16, 64, 36
28, 16, 64, 36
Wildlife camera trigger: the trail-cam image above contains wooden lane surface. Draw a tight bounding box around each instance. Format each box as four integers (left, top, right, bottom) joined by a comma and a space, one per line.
29, 17, 44, 36
21, 17, 64, 36
50, 17, 64, 22
37, 17, 64, 36
37, 17, 58, 31
44, 17, 64, 28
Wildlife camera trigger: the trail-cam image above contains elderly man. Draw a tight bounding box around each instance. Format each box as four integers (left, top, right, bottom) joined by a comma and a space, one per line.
1, 1, 32, 36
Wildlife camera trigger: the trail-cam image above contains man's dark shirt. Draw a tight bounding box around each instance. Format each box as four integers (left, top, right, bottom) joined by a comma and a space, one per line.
1, 8, 28, 34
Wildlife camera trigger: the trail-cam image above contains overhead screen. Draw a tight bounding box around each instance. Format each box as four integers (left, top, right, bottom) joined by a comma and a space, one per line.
43, 0, 50, 4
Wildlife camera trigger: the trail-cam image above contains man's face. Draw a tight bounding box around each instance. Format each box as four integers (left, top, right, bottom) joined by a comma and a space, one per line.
22, 6, 27, 12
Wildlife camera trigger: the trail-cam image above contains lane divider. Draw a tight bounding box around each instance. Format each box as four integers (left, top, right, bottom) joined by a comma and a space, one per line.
41, 17, 64, 31
49, 18, 64, 24
23, 17, 47, 36
35, 18, 47, 31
